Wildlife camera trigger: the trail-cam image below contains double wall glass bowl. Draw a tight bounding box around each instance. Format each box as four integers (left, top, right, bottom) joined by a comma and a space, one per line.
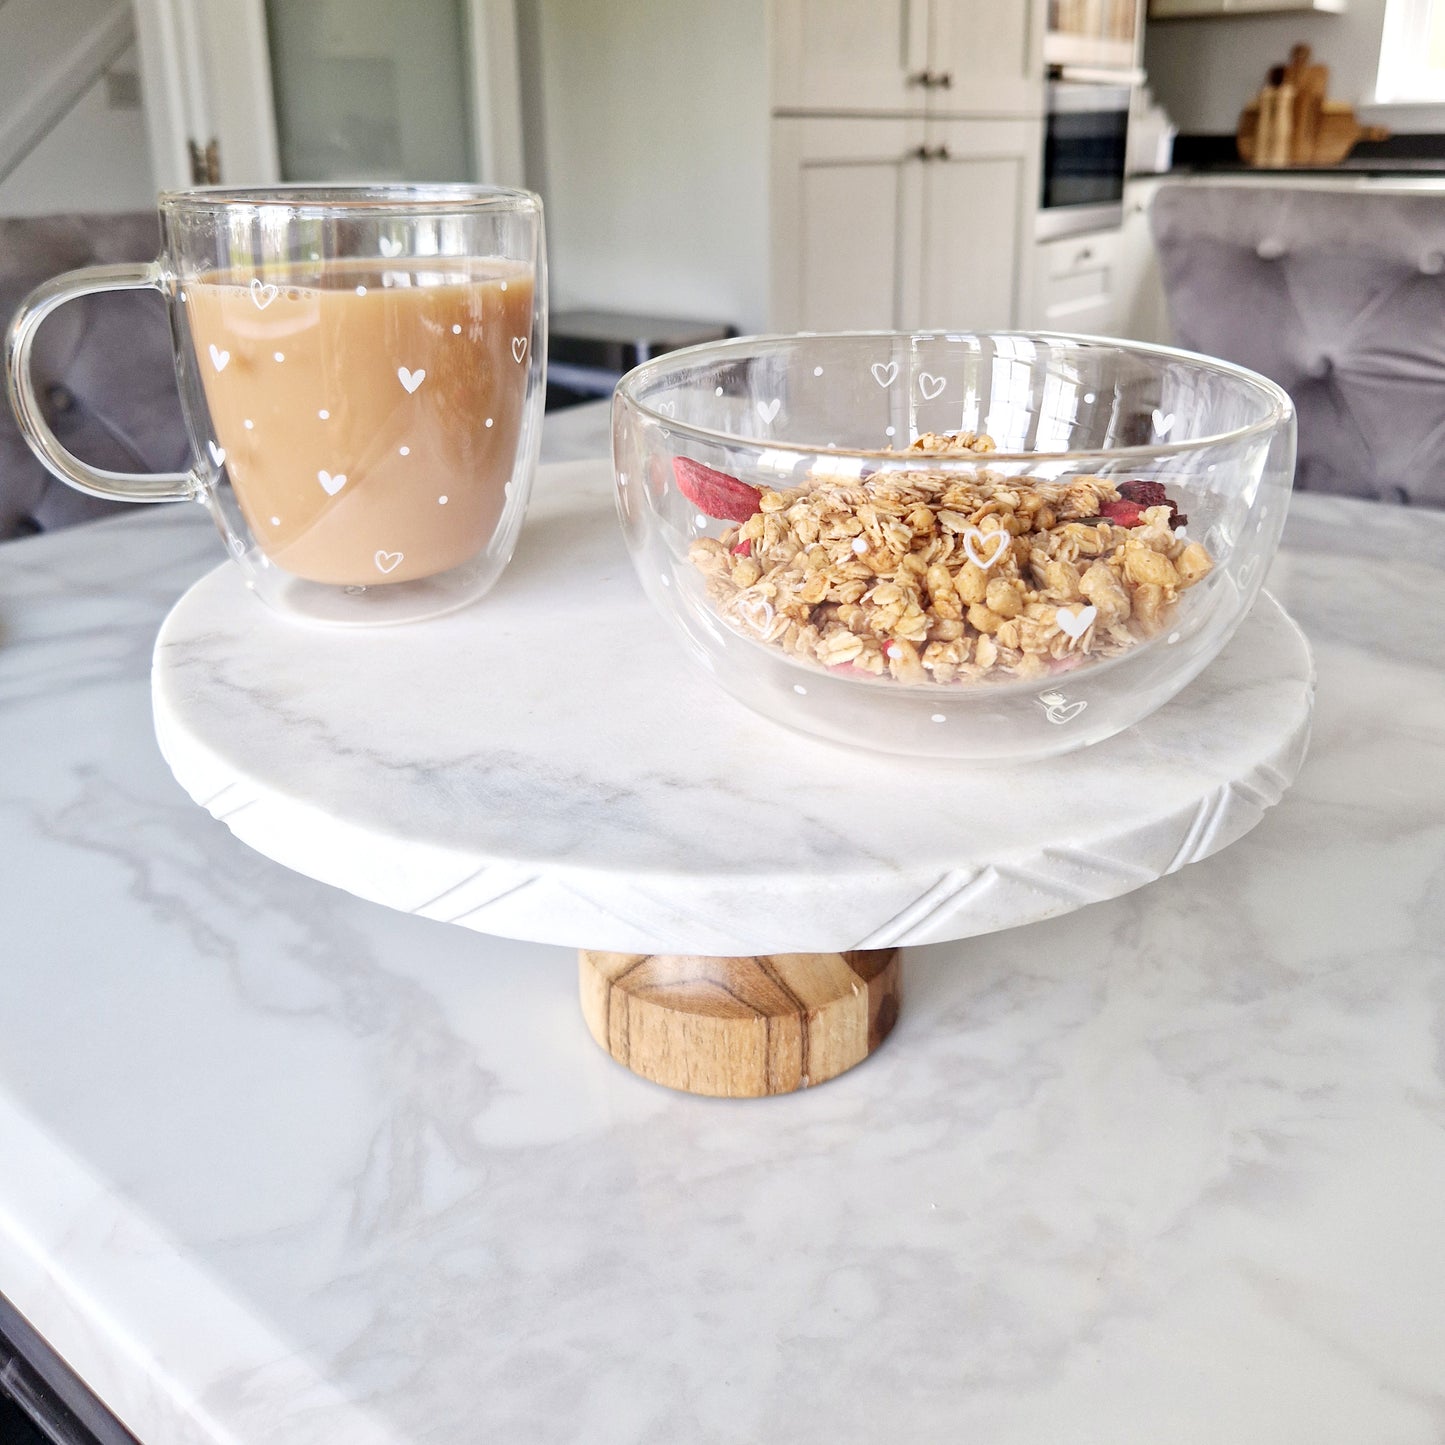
612, 332, 1295, 761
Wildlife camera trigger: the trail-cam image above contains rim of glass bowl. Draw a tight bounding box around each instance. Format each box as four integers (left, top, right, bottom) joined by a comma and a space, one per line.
615, 329, 1294, 465
159, 183, 541, 216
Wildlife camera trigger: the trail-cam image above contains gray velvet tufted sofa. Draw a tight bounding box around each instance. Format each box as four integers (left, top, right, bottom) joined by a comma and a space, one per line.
1, 213, 188, 539
1151, 183, 1445, 508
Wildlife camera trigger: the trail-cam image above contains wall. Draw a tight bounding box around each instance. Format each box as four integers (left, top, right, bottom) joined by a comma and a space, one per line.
1143, 0, 1427, 134
518, 0, 770, 333
0, 0, 155, 216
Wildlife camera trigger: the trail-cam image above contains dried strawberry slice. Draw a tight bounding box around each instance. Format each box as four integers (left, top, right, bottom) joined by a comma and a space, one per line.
1119, 479, 1188, 527
1098, 499, 1146, 528
673, 456, 761, 523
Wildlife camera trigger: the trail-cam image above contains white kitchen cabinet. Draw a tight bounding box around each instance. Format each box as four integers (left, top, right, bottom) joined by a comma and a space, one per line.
1114, 177, 1172, 344
772, 0, 1042, 117
1148, 0, 1344, 17
1031, 229, 1124, 335
771, 116, 1040, 331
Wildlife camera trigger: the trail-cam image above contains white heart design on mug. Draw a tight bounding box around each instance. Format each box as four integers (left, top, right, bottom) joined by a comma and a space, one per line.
871, 361, 899, 388
317, 470, 347, 496
756, 397, 781, 424
1152, 408, 1175, 436
209, 344, 229, 372
1055, 604, 1098, 641
918, 372, 946, 401
656, 400, 675, 418
207, 441, 226, 468
962, 527, 1009, 571
379, 236, 403, 258
397, 366, 426, 394
249, 278, 278, 310
374, 550, 404, 574
512, 336, 528, 364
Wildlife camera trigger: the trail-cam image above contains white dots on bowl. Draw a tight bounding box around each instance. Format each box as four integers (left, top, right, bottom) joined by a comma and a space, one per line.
885, 425, 896, 437
619, 471, 628, 486
243, 418, 254, 430
273, 351, 285, 362
438, 495, 448, 505
178, 290, 187, 302
1207, 463, 1217, 473
355, 285, 367, 296
270, 515, 280, 526
1084, 392, 1095, 404
452, 323, 461, 334
318, 409, 329, 420
485, 417, 494, 428
851, 536, 869, 554
793, 684, 808, 695
695, 513, 709, 529
399, 445, 410, 456
1168, 632, 1181, 644
500, 280, 508, 291
931, 713, 947, 723
715, 385, 723, 396
813, 366, 824, 376
659, 574, 671, 587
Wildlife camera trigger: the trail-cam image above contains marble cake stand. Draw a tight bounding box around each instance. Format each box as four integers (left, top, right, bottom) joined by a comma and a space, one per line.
152, 460, 1314, 1097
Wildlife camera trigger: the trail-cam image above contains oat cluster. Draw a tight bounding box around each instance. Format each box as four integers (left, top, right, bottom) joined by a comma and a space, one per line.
687, 432, 1214, 685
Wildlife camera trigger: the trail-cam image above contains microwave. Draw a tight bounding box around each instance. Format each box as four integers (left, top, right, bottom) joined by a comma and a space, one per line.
1037, 77, 1132, 240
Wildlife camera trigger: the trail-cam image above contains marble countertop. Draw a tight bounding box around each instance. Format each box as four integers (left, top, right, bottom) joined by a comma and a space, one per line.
2, 402, 1444, 1444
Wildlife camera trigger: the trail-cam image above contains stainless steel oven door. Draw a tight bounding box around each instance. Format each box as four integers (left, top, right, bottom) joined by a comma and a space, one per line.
1038, 79, 1130, 240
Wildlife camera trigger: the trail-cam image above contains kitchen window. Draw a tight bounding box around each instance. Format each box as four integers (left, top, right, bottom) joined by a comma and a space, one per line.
1376, 0, 1445, 103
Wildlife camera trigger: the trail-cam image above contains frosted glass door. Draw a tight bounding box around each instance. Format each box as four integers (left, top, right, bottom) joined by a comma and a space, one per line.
265, 0, 474, 181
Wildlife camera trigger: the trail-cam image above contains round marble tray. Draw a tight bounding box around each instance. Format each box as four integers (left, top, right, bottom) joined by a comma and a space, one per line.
152, 459, 1315, 959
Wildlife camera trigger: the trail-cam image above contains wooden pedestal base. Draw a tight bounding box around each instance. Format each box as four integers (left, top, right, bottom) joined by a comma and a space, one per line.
578, 948, 900, 1097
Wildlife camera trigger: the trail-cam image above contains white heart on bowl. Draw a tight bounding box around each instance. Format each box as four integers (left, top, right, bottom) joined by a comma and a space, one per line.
1055, 604, 1097, 641
1152, 408, 1175, 436
379, 236, 403, 258
918, 372, 946, 401
870, 361, 899, 388
397, 366, 426, 394
756, 397, 781, 424
249, 278, 278, 310
318, 469, 347, 496
512, 336, 528, 364
207, 441, 226, 468
1046, 699, 1087, 724
656, 400, 675, 418
208, 344, 229, 372
962, 526, 1009, 571
374, 549, 404, 574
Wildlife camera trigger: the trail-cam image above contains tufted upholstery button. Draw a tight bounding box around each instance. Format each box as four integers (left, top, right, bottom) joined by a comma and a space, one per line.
1256, 237, 1287, 260
47, 383, 74, 413
1420, 251, 1445, 275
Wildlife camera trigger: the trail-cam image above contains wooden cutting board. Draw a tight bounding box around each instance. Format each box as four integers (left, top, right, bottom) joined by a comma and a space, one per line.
1236, 43, 1389, 166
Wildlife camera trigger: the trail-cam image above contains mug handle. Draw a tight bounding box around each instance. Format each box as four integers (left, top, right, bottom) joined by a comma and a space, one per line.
5, 261, 200, 504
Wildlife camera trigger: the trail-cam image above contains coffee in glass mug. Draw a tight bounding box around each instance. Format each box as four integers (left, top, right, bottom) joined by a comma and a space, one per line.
6, 186, 546, 625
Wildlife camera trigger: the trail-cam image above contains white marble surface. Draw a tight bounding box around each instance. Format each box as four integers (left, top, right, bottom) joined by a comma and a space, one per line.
151, 461, 1313, 956
2, 402, 1444, 1444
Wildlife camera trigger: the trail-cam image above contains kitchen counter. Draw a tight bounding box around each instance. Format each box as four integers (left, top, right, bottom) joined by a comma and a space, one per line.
2, 406, 1444, 1444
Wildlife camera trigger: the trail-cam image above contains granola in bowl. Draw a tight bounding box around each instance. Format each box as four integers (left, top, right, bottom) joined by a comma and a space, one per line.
682, 431, 1215, 687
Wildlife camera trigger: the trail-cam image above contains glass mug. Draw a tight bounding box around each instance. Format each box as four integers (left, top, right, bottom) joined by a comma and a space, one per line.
5, 185, 546, 625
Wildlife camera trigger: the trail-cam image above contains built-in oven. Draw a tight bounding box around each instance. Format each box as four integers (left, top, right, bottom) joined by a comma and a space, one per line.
1037, 75, 1132, 240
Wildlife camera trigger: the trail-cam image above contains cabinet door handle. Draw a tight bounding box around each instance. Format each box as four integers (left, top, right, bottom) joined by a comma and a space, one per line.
907, 69, 952, 88
910, 145, 952, 162
936, 71, 953, 88
932, 144, 951, 161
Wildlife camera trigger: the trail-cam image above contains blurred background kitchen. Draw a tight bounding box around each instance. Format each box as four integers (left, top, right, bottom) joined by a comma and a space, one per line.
4, 0, 1445, 415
